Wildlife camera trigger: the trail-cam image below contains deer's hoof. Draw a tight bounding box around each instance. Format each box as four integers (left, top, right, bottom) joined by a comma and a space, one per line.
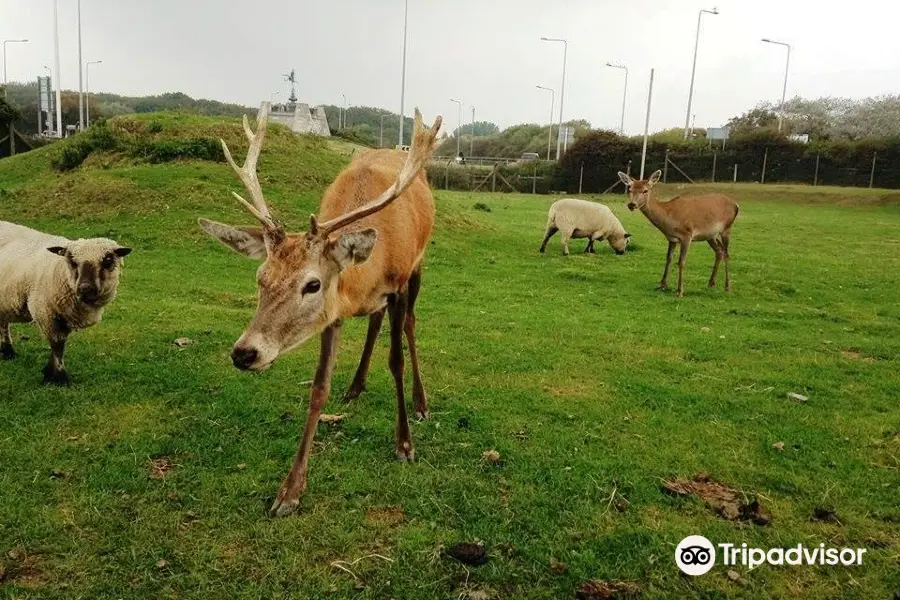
396, 442, 415, 462
268, 496, 301, 518
43, 366, 70, 386
415, 409, 430, 421
343, 384, 365, 402
656, 283, 669, 291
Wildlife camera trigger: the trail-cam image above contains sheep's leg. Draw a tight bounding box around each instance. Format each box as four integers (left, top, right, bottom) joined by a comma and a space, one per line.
721, 230, 732, 292
676, 238, 692, 299
0, 322, 14, 360
657, 241, 676, 291
539, 226, 558, 253
584, 239, 594, 254
343, 308, 385, 401
42, 316, 70, 386
560, 230, 572, 256
707, 239, 723, 288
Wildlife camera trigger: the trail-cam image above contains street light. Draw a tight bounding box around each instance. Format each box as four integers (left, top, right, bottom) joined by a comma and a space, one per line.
605, 62, 628, 135
450, 98, 462, 157
43, 66, 52, 136
470, 105, 475, 158
2, 38, 29, 98
77, 0, 84, 130
398, 0, 409, 146
270, 91, 280, 103
340, 92, 347, 130
762, 38, 791, 133
535, 85, 555, 160
85, 60, 101, 128
683, 7, 718, 140
541, 37, 567, 159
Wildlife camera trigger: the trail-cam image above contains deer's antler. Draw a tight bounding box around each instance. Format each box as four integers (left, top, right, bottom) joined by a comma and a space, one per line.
310, 108, 442, 237
221, 102, 284, 243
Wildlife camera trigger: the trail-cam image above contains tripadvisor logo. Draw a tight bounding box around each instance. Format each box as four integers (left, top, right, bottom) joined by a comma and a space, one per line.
675, 536, 867, 575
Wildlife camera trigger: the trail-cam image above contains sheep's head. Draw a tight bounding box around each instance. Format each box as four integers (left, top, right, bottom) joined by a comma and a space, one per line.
47, 239, 132, 306
608, 231, 633, 255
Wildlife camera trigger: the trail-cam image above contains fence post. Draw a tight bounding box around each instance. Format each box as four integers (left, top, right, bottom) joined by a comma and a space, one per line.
761, 147, 768, 184
445, 164, 449, 189
578, 163, 584, 194
712, 151, 717, 183
491, 166, 497, 193
814, 152, 820, 187
663, 149, 669, 183
869, 152, 877, 189
733, 164, 738, 183
532, 164, 537, 194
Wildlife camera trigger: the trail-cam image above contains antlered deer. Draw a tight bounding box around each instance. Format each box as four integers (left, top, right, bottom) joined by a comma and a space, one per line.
618, 170, 739, 298
199, 103, 441, 517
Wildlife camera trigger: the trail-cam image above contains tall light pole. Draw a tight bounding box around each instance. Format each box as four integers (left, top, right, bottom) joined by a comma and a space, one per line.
43, 65, 53, 135
86, 60, 102, 127
536, 85, 555, 160
605, 62, 628, 135
450, 98, 462, 157
470, 105, 475, 157
541, 37, 567, 159
2, 39, 29, 98
762, 38, 791, 133
398, 0, 409, 147
683, 7, 718, 140
85, 60, 101, 128
53, 0, 63, 138
270, 91, 280, 103
340, 92, 346, 130
77, 0, 84, 130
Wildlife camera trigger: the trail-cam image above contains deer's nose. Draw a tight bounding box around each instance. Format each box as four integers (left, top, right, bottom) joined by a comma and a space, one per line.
231, 346, 258, 371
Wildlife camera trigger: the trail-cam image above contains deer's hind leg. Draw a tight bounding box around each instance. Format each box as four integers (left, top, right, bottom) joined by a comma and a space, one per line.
344, 309, 385, 401
388, 289, 414, 461
721, 229, 733, 292
707, 239, 724, 288
404, 268, 428, 420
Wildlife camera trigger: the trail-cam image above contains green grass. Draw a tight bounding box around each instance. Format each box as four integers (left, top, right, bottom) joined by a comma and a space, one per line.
0, 121, 899, 599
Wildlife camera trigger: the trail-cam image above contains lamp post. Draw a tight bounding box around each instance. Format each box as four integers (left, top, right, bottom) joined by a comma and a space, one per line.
2, 38, 29, 98
340, 92, 346, 130
398, 0, 408, 146
53, 0, 62, 138
541, 37, 567, 158
605, 62, 628, 135
535, 85, 555, 160
762, 38, 791, 133
450, 98, 462, 157
470, 105, 475, 158
85, 60, 101, 128
270, 91, 280, 103
43, 65, 52, 136
77, 0, 84, 130
683, 7, 718, 140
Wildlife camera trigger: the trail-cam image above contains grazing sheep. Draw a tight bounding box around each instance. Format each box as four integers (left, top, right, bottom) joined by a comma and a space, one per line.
539, 198, 632, 256
0, 221, 131, 385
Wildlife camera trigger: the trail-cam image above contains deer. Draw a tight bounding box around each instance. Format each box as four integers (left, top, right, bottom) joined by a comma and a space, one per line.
198, 102, 442, 517
618, 170, 739, 298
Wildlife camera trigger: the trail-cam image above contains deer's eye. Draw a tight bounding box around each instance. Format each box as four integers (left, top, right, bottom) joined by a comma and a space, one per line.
302, 279, 321, 295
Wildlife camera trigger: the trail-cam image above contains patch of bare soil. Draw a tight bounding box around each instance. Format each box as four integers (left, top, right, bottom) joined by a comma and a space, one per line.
0, 549, 47, 588
149, 456, 174, 479
364, 505, 405, 527
663, 472, 771, 525
575, 579, 642, 599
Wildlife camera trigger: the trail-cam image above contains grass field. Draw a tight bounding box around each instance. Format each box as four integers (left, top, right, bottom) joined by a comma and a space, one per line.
1, 117, 899, 599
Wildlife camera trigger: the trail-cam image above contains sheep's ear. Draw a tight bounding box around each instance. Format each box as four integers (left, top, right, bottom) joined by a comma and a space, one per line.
624, 232, 632, 238
617, 171, 633, 186
47, 246, 67, 257
114, 247, 132, 258
648, 170, 663, 186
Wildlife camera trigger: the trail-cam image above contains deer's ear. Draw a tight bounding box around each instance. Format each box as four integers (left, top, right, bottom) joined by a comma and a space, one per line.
617, 171, 633, 186
328, 228, 378, 270
198, 218, 267, 260
648, 170, 663, 186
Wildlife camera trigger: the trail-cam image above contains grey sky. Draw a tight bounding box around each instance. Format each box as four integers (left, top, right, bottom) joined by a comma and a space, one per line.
3, 0, 900, 135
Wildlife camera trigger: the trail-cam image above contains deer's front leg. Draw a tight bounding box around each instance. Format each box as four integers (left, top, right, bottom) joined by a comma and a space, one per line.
657, 240, 676, 291
269, 321, 341, 518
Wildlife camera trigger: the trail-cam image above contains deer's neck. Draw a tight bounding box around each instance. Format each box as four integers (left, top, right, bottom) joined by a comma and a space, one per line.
640, 195, 675, 237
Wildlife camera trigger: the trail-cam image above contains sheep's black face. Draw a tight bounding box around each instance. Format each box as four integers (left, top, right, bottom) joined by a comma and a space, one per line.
47, 241, 132, 306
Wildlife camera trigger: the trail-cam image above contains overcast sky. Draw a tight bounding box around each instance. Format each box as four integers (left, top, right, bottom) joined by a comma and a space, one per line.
3, 0, 900, 135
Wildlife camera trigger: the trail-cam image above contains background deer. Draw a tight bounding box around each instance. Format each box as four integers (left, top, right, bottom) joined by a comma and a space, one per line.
618, 170, 739, 297
199, 103, 441, 517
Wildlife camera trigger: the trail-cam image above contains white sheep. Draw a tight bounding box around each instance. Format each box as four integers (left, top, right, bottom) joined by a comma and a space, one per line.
0, 221, 131, 385
539, 198, 632, 256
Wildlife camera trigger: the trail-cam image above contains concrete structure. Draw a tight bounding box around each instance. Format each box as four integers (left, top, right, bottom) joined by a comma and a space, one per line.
269, 102, 331, 137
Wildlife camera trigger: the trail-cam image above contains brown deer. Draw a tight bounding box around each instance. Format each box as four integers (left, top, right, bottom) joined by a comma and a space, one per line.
618, 170, 739, 298
199, 102, 441, 517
